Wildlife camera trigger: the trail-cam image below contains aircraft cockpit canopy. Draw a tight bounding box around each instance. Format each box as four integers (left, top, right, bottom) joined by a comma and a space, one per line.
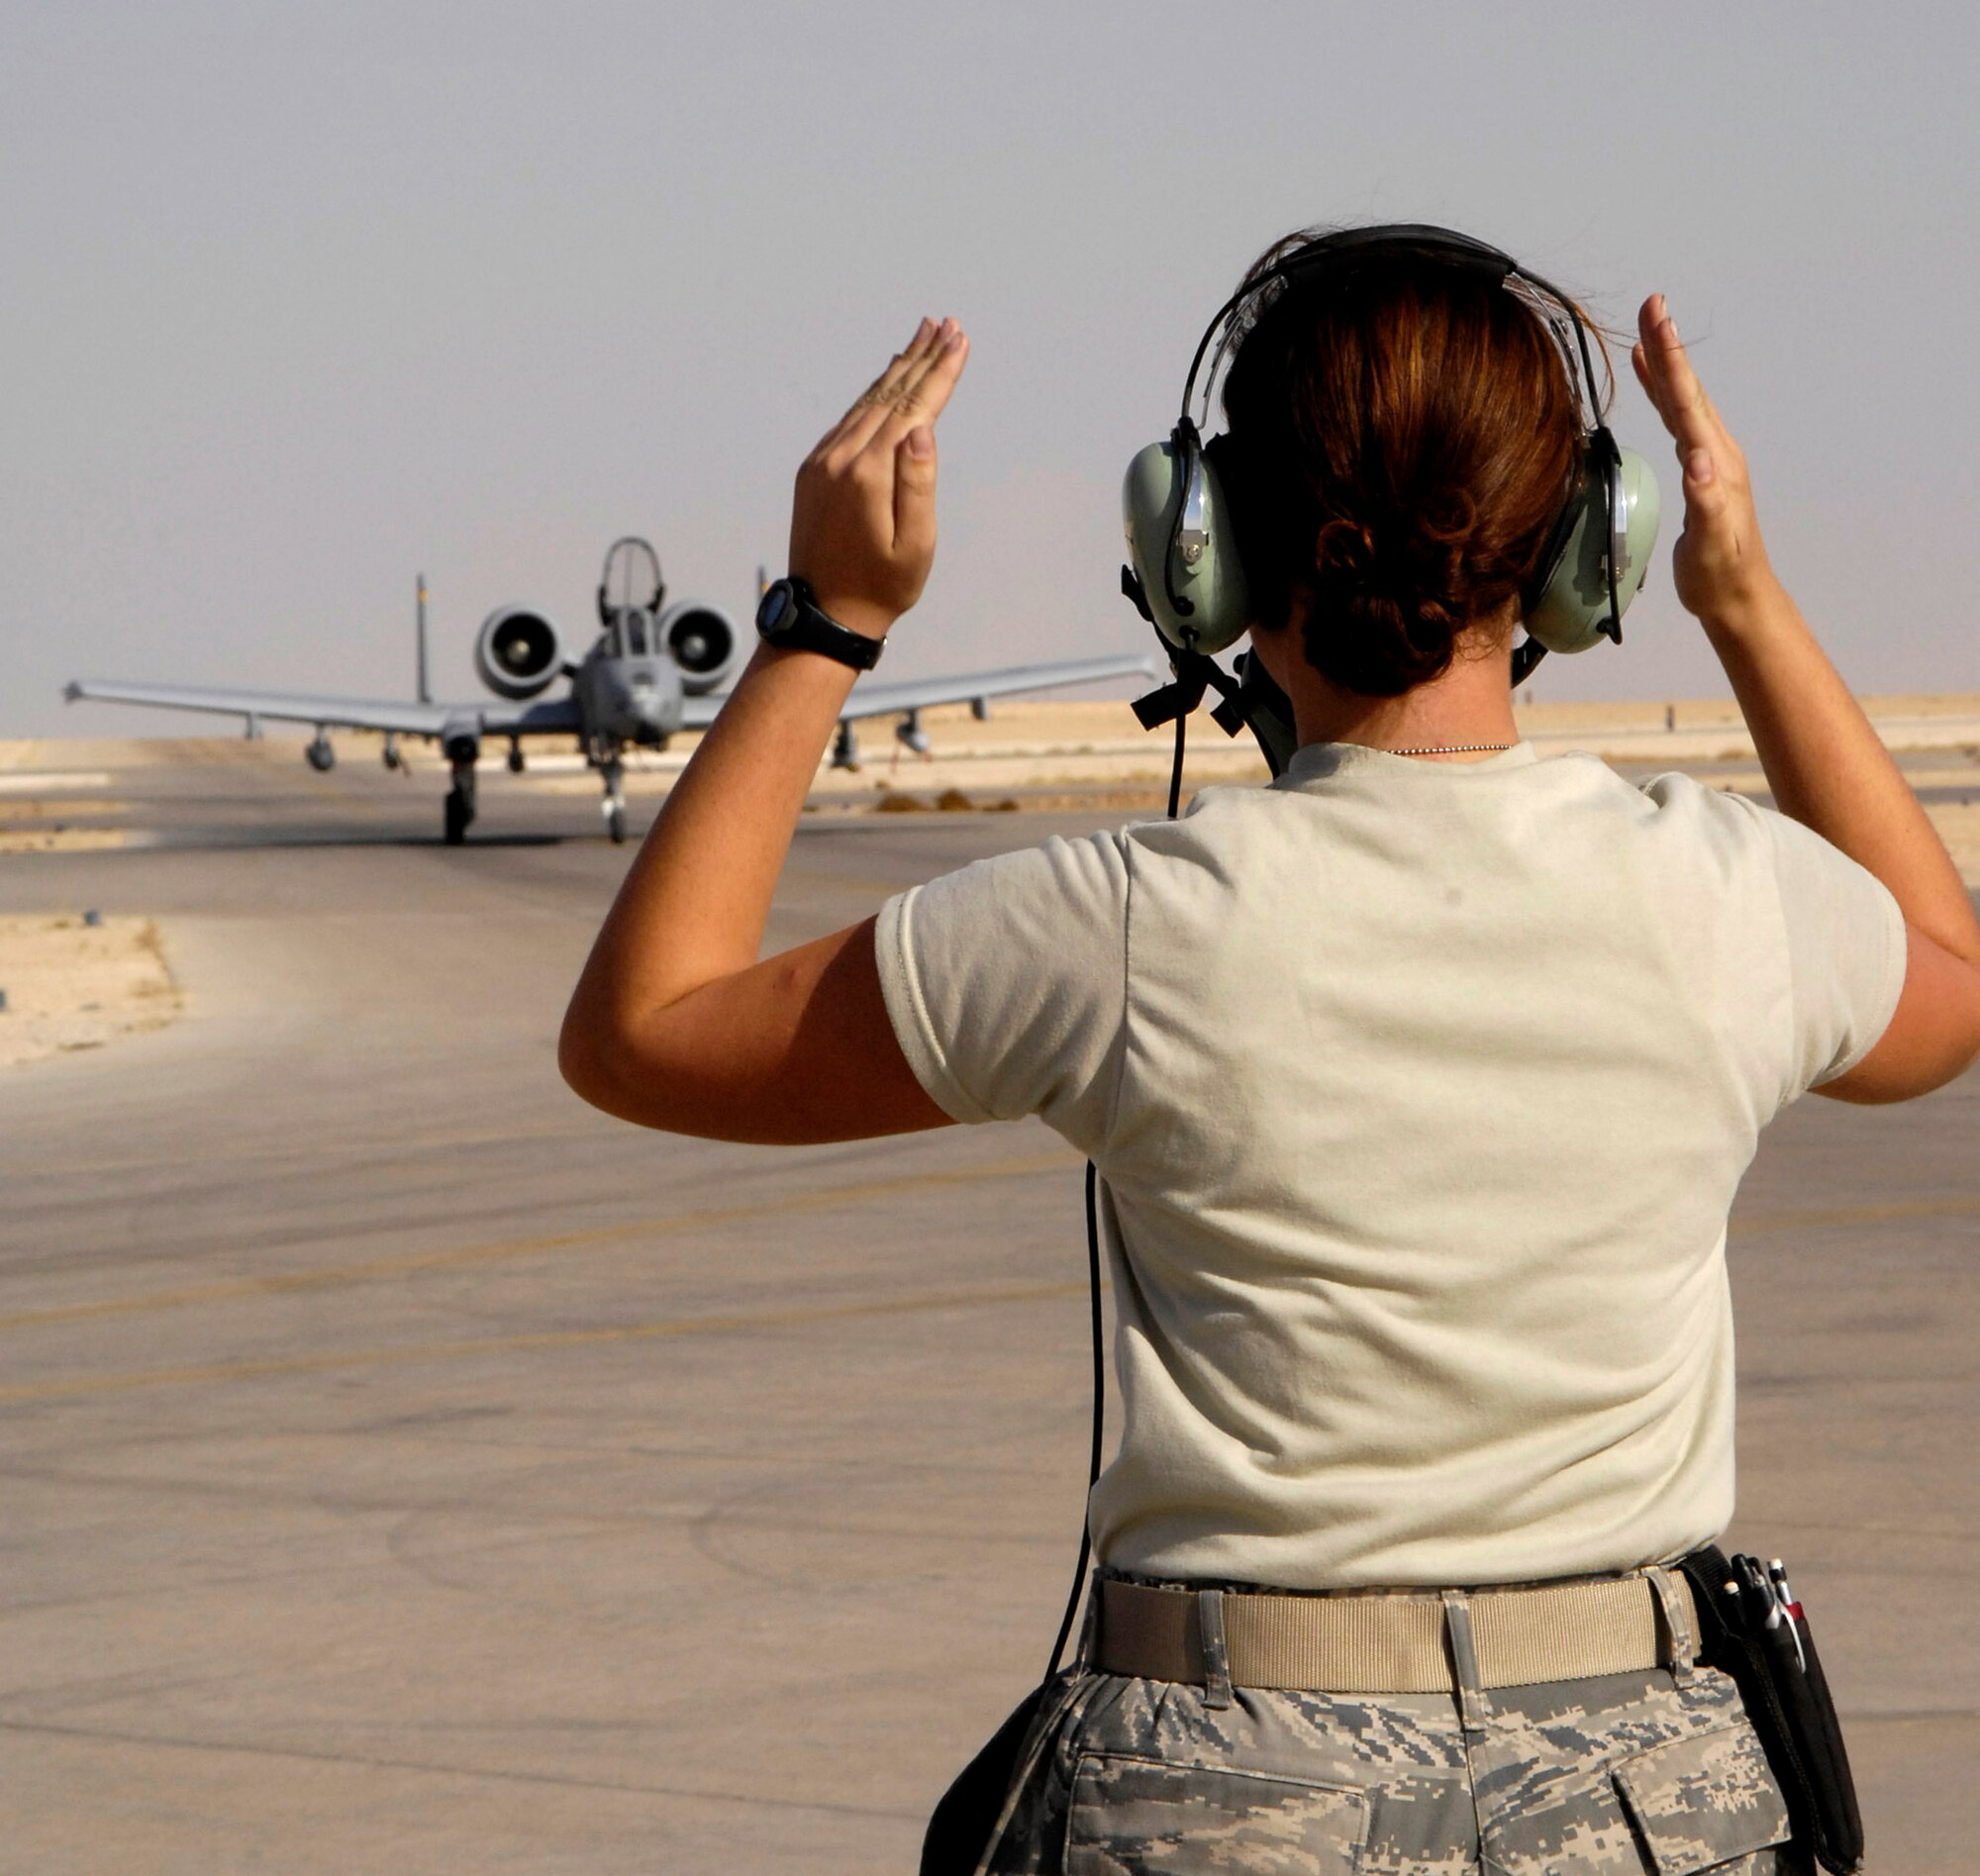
598, 536, 665, 630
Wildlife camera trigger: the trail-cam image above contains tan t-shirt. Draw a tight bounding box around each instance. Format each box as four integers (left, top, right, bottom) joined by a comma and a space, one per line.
876, 742, 1906, 1588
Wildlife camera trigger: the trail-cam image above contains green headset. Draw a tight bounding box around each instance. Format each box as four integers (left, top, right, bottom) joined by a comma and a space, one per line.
1121, 224, 1660, 707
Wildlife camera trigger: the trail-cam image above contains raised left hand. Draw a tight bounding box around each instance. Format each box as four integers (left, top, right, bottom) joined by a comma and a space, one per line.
788, 316, 970, 642
1631, 294, 1779, 635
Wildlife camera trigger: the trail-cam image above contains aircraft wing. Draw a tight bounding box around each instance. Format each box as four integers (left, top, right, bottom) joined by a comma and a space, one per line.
66, 679, 455, 737
453, 696, 585, 736
675, 652, 1159, 731
64, 679, 585, 741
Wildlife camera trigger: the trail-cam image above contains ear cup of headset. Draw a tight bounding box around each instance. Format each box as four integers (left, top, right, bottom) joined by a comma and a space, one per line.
1122, 437, 1253, 655
1524, 446, 1661, 654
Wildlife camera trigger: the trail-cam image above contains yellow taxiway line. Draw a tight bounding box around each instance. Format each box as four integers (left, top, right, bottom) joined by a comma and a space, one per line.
4, 1161, 1970, 1407
0, 1276, 1090, 1405
0, 1150, 1080, 1333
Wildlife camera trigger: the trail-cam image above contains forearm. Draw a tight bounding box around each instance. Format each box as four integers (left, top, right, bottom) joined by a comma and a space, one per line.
1707, 582, 1980, 963
563, 642, 856, 1042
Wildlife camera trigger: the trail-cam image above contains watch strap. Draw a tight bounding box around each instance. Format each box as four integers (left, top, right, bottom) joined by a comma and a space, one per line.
757, 577, 884, 671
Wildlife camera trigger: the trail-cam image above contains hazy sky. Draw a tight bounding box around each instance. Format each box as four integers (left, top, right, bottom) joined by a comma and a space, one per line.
4, 1, 1975, 739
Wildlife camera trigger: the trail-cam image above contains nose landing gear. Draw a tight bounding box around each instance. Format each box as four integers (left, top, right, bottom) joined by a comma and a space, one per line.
592, 741, 629, 843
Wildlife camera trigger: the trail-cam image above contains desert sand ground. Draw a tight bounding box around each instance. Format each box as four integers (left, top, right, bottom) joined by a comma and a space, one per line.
0, 915, 180, 1069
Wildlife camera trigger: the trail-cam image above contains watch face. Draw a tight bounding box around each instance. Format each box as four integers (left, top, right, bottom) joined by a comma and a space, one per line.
757, 582, 793, 633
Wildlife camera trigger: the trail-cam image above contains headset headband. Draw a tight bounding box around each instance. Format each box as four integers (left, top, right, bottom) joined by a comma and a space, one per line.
1176, 223, 1594, 434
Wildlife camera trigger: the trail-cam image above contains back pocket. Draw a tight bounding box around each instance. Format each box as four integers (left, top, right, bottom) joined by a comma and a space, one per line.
1612, 1723, 1793, 1875
1066, 1754, 1367, 1876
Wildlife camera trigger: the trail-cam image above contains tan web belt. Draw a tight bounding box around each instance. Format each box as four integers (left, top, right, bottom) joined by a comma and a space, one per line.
1093, 1570, 1700, 1696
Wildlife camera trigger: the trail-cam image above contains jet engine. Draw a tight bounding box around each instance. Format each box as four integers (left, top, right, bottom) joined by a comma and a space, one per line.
475, 607, 565, 700
658, 601, 738, 696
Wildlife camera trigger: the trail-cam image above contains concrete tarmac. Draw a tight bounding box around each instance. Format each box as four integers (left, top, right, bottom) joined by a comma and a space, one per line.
1, 741, 1975, 1872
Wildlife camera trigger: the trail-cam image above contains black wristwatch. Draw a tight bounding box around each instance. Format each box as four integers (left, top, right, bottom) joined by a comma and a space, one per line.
754, 576, 884, 671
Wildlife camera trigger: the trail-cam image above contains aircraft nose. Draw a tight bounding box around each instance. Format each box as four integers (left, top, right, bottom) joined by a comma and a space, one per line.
606, 659, 681, 739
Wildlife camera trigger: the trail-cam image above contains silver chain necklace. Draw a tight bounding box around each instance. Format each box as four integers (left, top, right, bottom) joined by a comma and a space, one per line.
1382, 741, 1518, 756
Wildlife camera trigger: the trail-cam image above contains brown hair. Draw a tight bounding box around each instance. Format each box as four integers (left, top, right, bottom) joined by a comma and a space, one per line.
1217, 230, 1593, 697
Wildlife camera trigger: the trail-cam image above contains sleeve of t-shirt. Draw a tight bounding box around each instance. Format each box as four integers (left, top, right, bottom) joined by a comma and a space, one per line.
874, 831, 1131, 1149
1759, 807, 1909, 1092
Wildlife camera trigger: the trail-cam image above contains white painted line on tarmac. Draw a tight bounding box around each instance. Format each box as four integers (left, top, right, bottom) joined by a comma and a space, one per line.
0, 772, 114, 793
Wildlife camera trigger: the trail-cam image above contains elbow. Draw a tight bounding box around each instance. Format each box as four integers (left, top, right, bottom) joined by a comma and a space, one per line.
559, 992, 695, 1131
557, 998, 624, 1116
1936, 1020, 1980, 1096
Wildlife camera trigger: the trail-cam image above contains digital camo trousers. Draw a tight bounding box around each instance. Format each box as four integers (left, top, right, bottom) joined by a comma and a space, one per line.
978, 1661, 1804, 1875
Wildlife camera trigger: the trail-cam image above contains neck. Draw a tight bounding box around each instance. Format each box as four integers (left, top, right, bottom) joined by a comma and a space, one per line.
1250, 611, 1521, 762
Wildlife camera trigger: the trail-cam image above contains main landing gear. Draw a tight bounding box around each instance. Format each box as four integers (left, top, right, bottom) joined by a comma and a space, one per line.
443, 736, 479, 845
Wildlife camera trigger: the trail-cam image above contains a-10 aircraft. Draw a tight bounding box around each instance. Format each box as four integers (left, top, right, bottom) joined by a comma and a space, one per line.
66, 537, 1156, 843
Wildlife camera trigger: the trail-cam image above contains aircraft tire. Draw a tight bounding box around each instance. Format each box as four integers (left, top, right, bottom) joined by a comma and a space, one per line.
445, 790, 471, 845
607, 804, 628, 844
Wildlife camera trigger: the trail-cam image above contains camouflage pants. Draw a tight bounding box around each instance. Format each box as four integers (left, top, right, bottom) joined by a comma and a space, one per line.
978, 1661, 1806, 1874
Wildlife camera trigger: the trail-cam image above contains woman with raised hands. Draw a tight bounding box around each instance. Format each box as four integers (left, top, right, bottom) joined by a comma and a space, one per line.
561, 245, 1980, 1874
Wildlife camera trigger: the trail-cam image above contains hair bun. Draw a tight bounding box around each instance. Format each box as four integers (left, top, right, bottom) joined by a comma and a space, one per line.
1307, 512, 1467, 694
1313, 517, 1382, 587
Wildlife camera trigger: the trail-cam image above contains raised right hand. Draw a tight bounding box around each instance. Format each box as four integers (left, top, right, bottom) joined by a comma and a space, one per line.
788, 316, 969, 643
1631, 295, 1780, 633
